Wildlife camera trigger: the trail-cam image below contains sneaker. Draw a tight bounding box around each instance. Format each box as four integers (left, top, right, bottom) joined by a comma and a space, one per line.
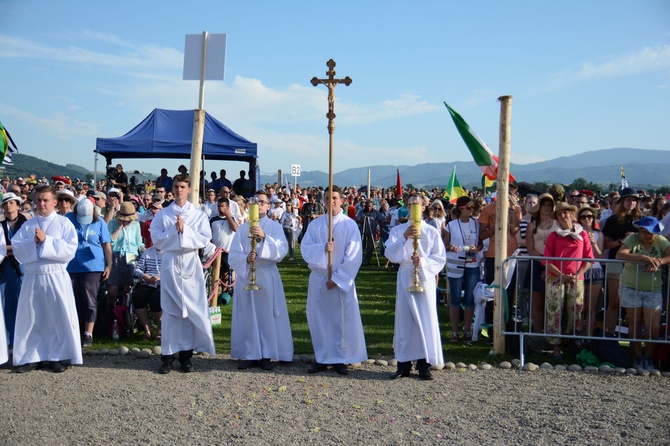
82, 335, 93, 348
633, 357, 644, 372
643, 357, 655, 372
464, 331, 472, 344
450, 332, 460, 343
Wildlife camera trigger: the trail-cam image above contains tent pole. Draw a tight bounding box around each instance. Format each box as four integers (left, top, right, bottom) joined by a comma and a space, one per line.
93, 152, 98, 191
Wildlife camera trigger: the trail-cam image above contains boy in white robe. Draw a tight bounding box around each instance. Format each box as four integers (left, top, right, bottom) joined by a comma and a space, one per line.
385, 195, 447, 380
301, 185, 367, 375
150, 174, 215, 374
12, 185, 80, 373
229, 190, 293, 370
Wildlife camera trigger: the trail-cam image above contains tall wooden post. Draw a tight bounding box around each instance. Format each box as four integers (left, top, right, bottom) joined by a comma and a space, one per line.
493, 95, 513, 355
310, 59, 352, 279
189, 31, 208, 204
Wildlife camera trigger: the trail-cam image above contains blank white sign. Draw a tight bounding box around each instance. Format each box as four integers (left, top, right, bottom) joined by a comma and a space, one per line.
183, 33, 227, 81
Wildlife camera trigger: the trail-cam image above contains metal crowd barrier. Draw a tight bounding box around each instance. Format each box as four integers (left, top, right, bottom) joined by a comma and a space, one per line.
498, 255, 670, 367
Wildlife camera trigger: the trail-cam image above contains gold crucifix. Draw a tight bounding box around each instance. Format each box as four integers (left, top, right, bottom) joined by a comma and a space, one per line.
310, 59, 352, 279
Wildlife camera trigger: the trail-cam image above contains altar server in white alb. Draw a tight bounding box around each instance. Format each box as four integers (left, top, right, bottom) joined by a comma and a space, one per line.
150, 174, 216, 374
229, 190, 293, 371
12, 185, 80, 373
301, 185, 367, 376
0, 235, 7, 365
384, 195, 446, 380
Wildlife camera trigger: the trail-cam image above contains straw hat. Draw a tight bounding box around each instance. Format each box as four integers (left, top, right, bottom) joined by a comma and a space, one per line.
552, 202, 577, 219
529, 193, 555, 216
116, 202, 138, 221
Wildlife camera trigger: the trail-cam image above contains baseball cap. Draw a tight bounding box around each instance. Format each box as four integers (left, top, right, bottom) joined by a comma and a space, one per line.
76, 198, 94, 225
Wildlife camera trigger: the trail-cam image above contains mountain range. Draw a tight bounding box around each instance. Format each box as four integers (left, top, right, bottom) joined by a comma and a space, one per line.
261, 148, 670, 189
3, 148, 667, 190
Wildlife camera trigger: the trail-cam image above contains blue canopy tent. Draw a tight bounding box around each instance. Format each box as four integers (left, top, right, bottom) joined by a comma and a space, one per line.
95, 108, 259, 189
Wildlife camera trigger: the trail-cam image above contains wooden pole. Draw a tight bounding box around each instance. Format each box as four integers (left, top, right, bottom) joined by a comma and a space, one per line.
493, 95, 513, 355
210, 252, 222, 307
189, 31, 208, 205
310, 59, 352, 280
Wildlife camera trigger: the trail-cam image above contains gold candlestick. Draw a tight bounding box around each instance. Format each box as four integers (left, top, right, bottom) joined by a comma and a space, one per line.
244, 198, 261, 291
407, 199, 424, 293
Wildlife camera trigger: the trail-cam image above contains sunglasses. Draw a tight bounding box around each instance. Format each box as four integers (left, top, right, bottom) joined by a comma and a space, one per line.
256, 200, 269, 205
57, 197, 70, 202
579, 215, 594, 220
459, 205, 474, 210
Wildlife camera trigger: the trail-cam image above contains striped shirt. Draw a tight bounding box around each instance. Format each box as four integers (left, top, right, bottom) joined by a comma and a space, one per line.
133, 246, 162, 287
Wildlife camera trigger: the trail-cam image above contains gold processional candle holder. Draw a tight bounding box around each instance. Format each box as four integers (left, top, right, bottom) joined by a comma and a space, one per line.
244, 197, 261, 291
407, 198, 424, 293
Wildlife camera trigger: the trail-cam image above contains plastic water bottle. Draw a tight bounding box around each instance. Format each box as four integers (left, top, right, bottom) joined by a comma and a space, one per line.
112, 320, 120, 341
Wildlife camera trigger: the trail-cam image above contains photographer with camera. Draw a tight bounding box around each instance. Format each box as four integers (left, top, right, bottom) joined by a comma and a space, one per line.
298, 193, 324, 244
356, 200, 384, 266
103, 188, 123, 224
108, 164, 128, 195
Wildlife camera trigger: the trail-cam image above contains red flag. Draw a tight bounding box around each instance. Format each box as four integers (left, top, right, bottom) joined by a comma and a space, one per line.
395, 169, 403, 198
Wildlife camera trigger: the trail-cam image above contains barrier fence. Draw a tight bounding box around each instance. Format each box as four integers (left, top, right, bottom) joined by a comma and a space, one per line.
496, 255, 670, 368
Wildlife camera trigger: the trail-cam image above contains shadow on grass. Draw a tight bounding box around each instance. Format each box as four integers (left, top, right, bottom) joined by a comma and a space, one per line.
90, 246, 514, 365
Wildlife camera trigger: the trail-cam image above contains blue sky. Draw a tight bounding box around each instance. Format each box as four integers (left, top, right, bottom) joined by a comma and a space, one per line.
1, 0, 669, 182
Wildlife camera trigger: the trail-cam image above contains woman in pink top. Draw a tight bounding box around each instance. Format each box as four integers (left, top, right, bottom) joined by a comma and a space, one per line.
525, 193, 558, 334
543, 202, 594, 360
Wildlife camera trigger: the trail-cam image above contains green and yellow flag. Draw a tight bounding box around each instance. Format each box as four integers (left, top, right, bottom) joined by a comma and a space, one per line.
0, 121, 19, 165
444, 166, 468, 203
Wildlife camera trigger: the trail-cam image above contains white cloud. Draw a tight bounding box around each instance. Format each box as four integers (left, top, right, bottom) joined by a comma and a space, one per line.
1, 104, 99, 141
546, 43, 670, 90
0, 33, 182, 75
575, 44, 670, 80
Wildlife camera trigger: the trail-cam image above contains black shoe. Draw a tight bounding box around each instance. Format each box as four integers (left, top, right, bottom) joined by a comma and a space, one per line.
14, 363, 38, 374
260, 358, 273, 371
333, 363, 348, 375
418, 369, 434, 381
180, 358, 194, 373
238, 360, 259, 370
307, 362, 328, 374
50, 361, 67, 373
390, 369, 411, 380
159, 357, 174, 374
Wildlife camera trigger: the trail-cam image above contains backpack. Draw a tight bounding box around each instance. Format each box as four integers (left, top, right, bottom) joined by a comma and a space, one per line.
591, 329, 630, 368
108, 305, 132, 338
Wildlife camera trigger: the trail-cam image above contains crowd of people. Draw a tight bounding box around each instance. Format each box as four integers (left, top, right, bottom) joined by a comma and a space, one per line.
0, 165, 669, 375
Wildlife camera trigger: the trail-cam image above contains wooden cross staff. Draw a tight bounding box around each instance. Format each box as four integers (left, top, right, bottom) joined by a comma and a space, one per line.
310, 59, 352, 279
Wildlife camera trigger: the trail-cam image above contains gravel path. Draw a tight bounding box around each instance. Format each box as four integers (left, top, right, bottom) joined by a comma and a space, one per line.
1, 354, 668, 445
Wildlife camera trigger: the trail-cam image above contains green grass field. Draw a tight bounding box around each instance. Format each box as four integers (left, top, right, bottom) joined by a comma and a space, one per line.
96, 246, 513, 365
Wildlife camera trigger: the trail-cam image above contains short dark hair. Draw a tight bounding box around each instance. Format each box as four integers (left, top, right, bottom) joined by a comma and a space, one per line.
172, 174, 190, 186
255, 190, 269, 200
217, 197, 230, 205
324, 185, 342, 195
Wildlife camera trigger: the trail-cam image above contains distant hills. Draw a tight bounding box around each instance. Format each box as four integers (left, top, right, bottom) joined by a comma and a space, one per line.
1, 154, 93, 181
4, 148, 668, 190
261, 148, 670, 190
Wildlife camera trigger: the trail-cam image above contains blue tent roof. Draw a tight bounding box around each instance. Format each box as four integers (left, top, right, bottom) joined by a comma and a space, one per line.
95, 108, 257, 163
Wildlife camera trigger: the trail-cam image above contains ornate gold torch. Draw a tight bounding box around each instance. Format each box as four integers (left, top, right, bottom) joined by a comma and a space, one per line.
407, 196, 424, 293
244, 197, 261, 291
